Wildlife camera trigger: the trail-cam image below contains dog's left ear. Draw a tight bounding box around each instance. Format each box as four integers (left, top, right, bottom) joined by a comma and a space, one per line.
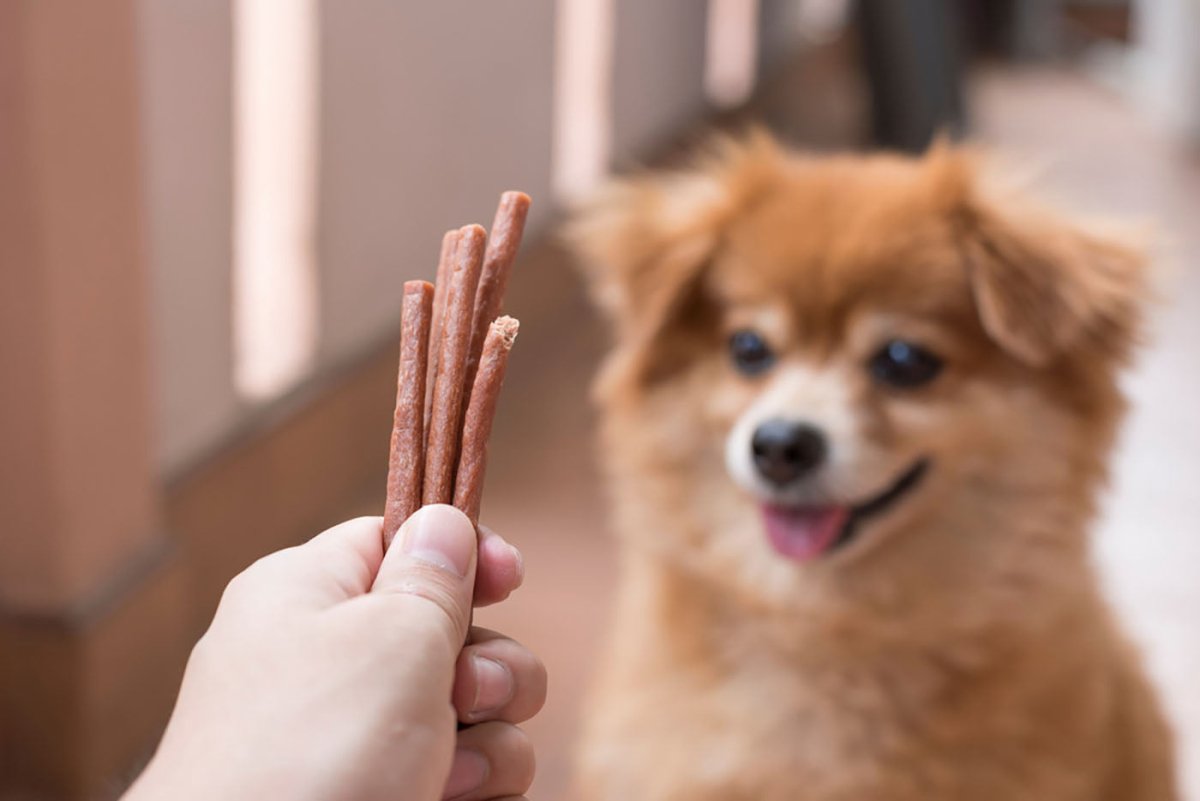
935, 151, 1147, 367
567, 131, 781, 366
565, 173, 725, 393
565, 170, 724, 349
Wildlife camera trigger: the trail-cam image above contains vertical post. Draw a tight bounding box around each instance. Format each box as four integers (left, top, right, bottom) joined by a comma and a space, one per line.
0, 0, 159, 615
0, 1, 186, 797
553, 0, 615, 201
856, 0, 966, 152
1134, 0, 1200, 142
233, 0, 320, 401
705, 0, 760, 108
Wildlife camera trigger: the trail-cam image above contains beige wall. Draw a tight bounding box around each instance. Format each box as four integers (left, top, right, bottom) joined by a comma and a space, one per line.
137, 0, 805, 473
139, 0, 241, 475
140, 0, 559, 471
316, 0, 556, 367
612, 0, 708, 164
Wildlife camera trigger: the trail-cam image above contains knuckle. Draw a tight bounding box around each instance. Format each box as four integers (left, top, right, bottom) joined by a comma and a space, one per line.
464, 637, 548, 721
400, 581, 464, 624
459, 723, 536, 796
221, 548, 298, 603
385, 575, 469, 643
498, 639, 548, 687
528, 651, 548, 688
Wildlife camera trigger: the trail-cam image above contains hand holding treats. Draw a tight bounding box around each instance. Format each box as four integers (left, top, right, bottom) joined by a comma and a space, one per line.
124, 191, 541, 801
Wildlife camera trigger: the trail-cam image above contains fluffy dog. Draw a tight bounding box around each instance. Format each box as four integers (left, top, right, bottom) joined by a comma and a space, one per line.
568, 134, 1176, 801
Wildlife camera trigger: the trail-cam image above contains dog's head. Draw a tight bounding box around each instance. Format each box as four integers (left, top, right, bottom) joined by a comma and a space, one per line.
571, 135, 1144, 617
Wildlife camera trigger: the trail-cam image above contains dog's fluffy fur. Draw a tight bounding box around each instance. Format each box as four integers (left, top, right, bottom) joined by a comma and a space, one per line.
569, 135, 1176, 801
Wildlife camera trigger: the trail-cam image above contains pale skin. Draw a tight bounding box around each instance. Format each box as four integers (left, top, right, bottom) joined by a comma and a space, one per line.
123, 504, 546, 801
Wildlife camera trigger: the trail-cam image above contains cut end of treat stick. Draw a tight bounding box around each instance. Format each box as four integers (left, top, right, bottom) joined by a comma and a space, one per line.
491, 315, 520, 349
453, 315, 520, 525
463, 194, 531, 405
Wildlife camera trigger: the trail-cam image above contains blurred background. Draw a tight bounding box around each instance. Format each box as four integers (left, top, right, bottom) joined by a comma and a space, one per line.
1, 0, 1198, 798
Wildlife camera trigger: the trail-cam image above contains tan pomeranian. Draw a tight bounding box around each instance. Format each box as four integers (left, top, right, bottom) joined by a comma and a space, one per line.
567, 134, 1176, 801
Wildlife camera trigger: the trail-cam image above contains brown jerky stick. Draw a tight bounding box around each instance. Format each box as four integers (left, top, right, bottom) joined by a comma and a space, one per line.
423, 224, 487, 505
463, 192, 531, 397
426, 230, 459, 434
454, 316, 519, 525
383, 280, 434, 546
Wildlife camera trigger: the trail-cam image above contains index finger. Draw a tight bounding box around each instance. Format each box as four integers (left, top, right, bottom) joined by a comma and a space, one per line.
474, 525, 524, 607
223, 517, 386, 613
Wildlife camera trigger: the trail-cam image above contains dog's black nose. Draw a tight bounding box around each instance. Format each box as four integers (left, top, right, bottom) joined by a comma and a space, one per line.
751, 419, 826, 486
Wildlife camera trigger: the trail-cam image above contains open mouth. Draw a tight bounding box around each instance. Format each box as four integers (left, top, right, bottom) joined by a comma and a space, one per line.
760, 459, 930, 562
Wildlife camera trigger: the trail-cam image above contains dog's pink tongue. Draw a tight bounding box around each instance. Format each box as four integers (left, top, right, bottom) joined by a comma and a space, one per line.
762, 505, 851, 561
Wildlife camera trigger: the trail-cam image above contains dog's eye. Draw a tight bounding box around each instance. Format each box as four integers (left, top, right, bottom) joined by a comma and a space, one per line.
869, 340, 943, 388
729, 330, 775, 375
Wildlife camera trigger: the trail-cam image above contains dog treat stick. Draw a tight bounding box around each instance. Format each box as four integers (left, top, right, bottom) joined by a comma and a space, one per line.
464, 192, 531, 395
384, 196, 527, 549
383, 280, 434, 546
423, 224, 487, 505
454, 316, 519, 524
426, 230, 460, 432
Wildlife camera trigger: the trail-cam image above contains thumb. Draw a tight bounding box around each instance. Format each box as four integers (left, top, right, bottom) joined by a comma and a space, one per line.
372, 504, 477, 653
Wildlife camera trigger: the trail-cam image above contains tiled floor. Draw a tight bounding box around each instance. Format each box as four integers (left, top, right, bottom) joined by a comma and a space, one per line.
469, 66, 1200, 799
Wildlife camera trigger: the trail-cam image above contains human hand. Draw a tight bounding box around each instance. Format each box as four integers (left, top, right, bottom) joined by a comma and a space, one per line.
124, 505, 545, 801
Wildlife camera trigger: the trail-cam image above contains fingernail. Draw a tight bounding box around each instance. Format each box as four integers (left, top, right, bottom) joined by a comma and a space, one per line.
509, 544, 525, 587
443, 748, 488, 799
400, 505, 475, 578
470, 656, 514, 719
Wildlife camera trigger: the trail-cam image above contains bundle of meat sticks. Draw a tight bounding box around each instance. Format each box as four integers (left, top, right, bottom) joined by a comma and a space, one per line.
382, 191, 530, 546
